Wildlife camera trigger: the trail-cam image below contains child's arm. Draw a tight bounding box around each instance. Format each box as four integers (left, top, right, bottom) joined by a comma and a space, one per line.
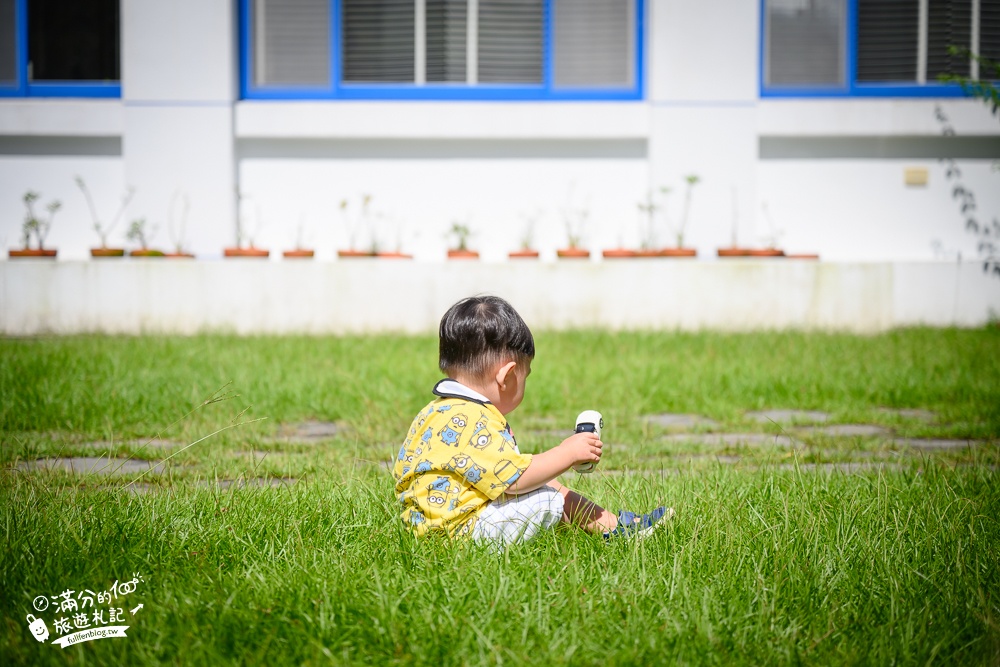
505, 431, 602, 494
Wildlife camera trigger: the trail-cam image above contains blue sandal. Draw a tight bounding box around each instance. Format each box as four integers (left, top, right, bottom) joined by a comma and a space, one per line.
604, 506, 674, 540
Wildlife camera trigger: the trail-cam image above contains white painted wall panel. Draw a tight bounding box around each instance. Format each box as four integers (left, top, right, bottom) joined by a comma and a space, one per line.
121, 0, 236, 102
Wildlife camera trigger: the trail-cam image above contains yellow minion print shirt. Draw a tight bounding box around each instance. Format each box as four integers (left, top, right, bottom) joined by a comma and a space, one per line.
393, 379, 533, 537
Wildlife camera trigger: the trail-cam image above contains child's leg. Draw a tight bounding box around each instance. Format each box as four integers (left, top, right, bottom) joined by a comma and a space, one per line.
546, 479, 618, 534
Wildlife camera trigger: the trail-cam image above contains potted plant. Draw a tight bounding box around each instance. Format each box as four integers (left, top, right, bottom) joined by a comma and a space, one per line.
126, 218, 165, 257
9, 191, 59, 258
283, 215, 315, 259
635, 191, 660, 257
604, 196, 648, 259
225, 191, 269, 258
557, 203, 590, 259
165, 191, 194, 258
372, 211, 412, 259
509, 210, 540, 259
337, 195, 374, 258
661, 176, 699, 257
76, 176, 133, 257
748, 202, 785, 257
718, 185, 751, 257
447, 221, 478, 259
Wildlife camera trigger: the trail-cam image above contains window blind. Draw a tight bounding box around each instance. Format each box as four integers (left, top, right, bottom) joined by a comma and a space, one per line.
478, 0, 543, 83
426, 0, 467, 82
0, 0, 15, 84
342, 0, 414, 82
927, 0, 972, 79
253, 0, 329, 86
765, 0, 845, 86
980, 0, 1000, 66
553, 0, 634, 88
856, 0, 919, 82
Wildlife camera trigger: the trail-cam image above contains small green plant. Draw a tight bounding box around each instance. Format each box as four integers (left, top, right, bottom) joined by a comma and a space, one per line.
20, 191, 60, 250
676, 174, 700, 248
167, 191, 190, 254
75, 176, 134, 248
518, 210, 540, 250
759, 202, 785, 250
234, 189, 266, 249
562, 206, 589, 249
937, 46, 1000, 118
338, 194, 374, 252
125, 218, 156, 250
448, 221, 473, 252
561, 183, 590, 249
637, 192, 660, 250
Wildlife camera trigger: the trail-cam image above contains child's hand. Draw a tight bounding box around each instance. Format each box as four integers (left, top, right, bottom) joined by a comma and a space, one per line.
559, 431, 602, 467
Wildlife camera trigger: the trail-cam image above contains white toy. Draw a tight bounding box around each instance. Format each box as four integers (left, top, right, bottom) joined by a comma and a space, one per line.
572, 410, 603, 473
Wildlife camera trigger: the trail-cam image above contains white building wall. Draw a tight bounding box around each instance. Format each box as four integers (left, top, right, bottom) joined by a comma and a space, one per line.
120, 0, 237, 256
0, 0, 998, 332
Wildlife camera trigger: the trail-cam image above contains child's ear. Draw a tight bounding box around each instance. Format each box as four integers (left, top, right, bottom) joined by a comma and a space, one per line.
495, 361, 517, 389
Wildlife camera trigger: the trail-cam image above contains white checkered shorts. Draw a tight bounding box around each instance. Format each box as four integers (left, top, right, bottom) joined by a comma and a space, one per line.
471, 485, 564, 545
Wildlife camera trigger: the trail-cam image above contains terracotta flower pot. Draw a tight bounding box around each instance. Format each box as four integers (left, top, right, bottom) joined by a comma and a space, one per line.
509, 249, 540, 259
557, 247, 590, 259
660, 248, 697, 258
447, 249, 479, 259
283, 249, 315, 259
375, 251, 412, 259
602, 248, 637, 259
129, 249, 165, 257
91, 248, 126, 258
224, 247, 269, 258
746, 249, 785, 257
9, 249, 57, 258
164, 252, 195, 259
717, 248, 750, 257
337, 249, 373, 258
635, 249, 661, 258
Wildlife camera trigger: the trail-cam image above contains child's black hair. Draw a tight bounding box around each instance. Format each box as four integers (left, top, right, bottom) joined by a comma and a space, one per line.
439, 295, 535, 379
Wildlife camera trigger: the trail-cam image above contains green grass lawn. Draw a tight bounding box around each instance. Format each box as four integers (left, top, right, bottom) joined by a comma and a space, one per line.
2, 328, 999, 665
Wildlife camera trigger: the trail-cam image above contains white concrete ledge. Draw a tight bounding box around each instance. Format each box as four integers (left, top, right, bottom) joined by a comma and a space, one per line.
235, 101, 650, 140
758, 99, 1000, 137
0, 100, 124, 136
2, 260, 997, 335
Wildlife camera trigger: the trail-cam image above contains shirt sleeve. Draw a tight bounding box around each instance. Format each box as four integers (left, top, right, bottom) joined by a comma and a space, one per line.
458, 410, 532, 500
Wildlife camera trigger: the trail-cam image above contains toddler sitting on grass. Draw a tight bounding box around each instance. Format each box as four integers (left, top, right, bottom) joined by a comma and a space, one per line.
392, 295, 672, 546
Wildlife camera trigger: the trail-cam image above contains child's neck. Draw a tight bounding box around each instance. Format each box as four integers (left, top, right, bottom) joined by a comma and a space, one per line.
450, 374, 501, 407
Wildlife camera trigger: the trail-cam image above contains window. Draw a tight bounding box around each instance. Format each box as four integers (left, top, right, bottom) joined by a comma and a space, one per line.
762, 0, 1000, 96
0, 0, 120, 97
241, 0, 643, 100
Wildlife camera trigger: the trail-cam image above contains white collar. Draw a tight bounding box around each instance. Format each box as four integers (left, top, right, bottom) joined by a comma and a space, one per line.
433, 379, 491, 405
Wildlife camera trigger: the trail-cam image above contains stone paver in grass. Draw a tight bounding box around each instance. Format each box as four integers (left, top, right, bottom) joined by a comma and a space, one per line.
661, 432, 803, 448
877, 408, 937, 422
266, 420, 341, 444
652, 453, 742, 465
746, 410, 831, 424
67, 438, 183, 451
891, 438, 984, 451
206, 477, 298, 490
15, 457, 169, 475
642, 414, 720, 429
798, 424, 892, 437
776, 461, 907, 474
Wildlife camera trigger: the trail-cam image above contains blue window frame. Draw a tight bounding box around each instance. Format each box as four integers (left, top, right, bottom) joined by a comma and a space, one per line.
0, 0, 121, 98
761, 0, 998, 98
240, 0, 644, 101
